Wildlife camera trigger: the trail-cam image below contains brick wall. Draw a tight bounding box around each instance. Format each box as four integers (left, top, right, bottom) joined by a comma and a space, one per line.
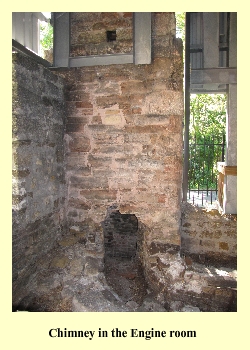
181, 203, 237, 268
52, 13, 185, 300
58, 13, 184, 280
12, 53, 67, 304
70, 12, 133, 57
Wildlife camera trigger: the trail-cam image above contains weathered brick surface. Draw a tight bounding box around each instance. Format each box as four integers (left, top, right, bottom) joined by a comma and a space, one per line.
52, 15, 185, 303
67, 133, 91, 152
181, 203, 237, 268
70, 12, 133, 57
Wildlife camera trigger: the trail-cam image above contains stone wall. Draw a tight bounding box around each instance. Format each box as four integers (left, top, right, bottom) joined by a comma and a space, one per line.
181, 203, 237, 268
58, 13, 184, 289
12, 53, 67, 304
70, 12, 133, 57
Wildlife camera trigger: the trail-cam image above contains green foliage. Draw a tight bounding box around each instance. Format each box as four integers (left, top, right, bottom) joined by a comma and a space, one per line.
174, 13, 227, 192
175, 12, 185, 43
40, 21, 53, 51
189, 94, 227, 190
190, 94, 226, 138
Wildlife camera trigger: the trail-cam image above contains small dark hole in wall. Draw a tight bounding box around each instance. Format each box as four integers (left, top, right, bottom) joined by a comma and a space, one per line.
107, 30, 116, 42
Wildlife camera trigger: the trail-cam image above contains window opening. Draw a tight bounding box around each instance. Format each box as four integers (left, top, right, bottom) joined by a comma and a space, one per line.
188, 93, 226, 207
175, 12, 185, 42
181, 13, 232, 207
175, 12, 186, 91
12, 12, 53, 66
39, 13, 53, 63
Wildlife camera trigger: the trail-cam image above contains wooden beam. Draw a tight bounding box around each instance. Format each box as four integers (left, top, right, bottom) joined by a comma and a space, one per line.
217, 162, 237, 176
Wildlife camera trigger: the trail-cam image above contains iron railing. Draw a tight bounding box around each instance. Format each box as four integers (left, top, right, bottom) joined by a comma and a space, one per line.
188, 134, 225, 206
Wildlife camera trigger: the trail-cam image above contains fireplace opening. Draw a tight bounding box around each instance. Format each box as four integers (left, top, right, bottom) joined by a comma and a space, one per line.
102, 208, 148, 305
103, 210, 138, 258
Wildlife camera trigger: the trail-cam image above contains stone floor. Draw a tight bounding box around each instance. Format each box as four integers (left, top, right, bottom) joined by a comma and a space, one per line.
13, 233, 237, 312
13, 234, 167, 312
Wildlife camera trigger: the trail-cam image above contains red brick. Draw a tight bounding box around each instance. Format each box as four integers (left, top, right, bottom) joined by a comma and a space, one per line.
76, 101, 93, 108
121, 81, 147, 95
66, 123, 86, 133
158, 195, 166, 203
80, 189, 117, 200
68, 135, 91, 152
123, 12, 133, 18
219, 242, 229, 251
67, 117, 88, 124
124, 125, 166, 134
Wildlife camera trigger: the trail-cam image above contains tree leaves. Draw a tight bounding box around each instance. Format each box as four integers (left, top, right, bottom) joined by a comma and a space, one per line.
190, 94, 226, 139
189, 94, 227, 190
40, 21, 53, 52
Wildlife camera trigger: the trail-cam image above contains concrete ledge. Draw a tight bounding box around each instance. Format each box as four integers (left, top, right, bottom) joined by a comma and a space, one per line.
69, 54, 133, 67
191, 68, 237, 85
